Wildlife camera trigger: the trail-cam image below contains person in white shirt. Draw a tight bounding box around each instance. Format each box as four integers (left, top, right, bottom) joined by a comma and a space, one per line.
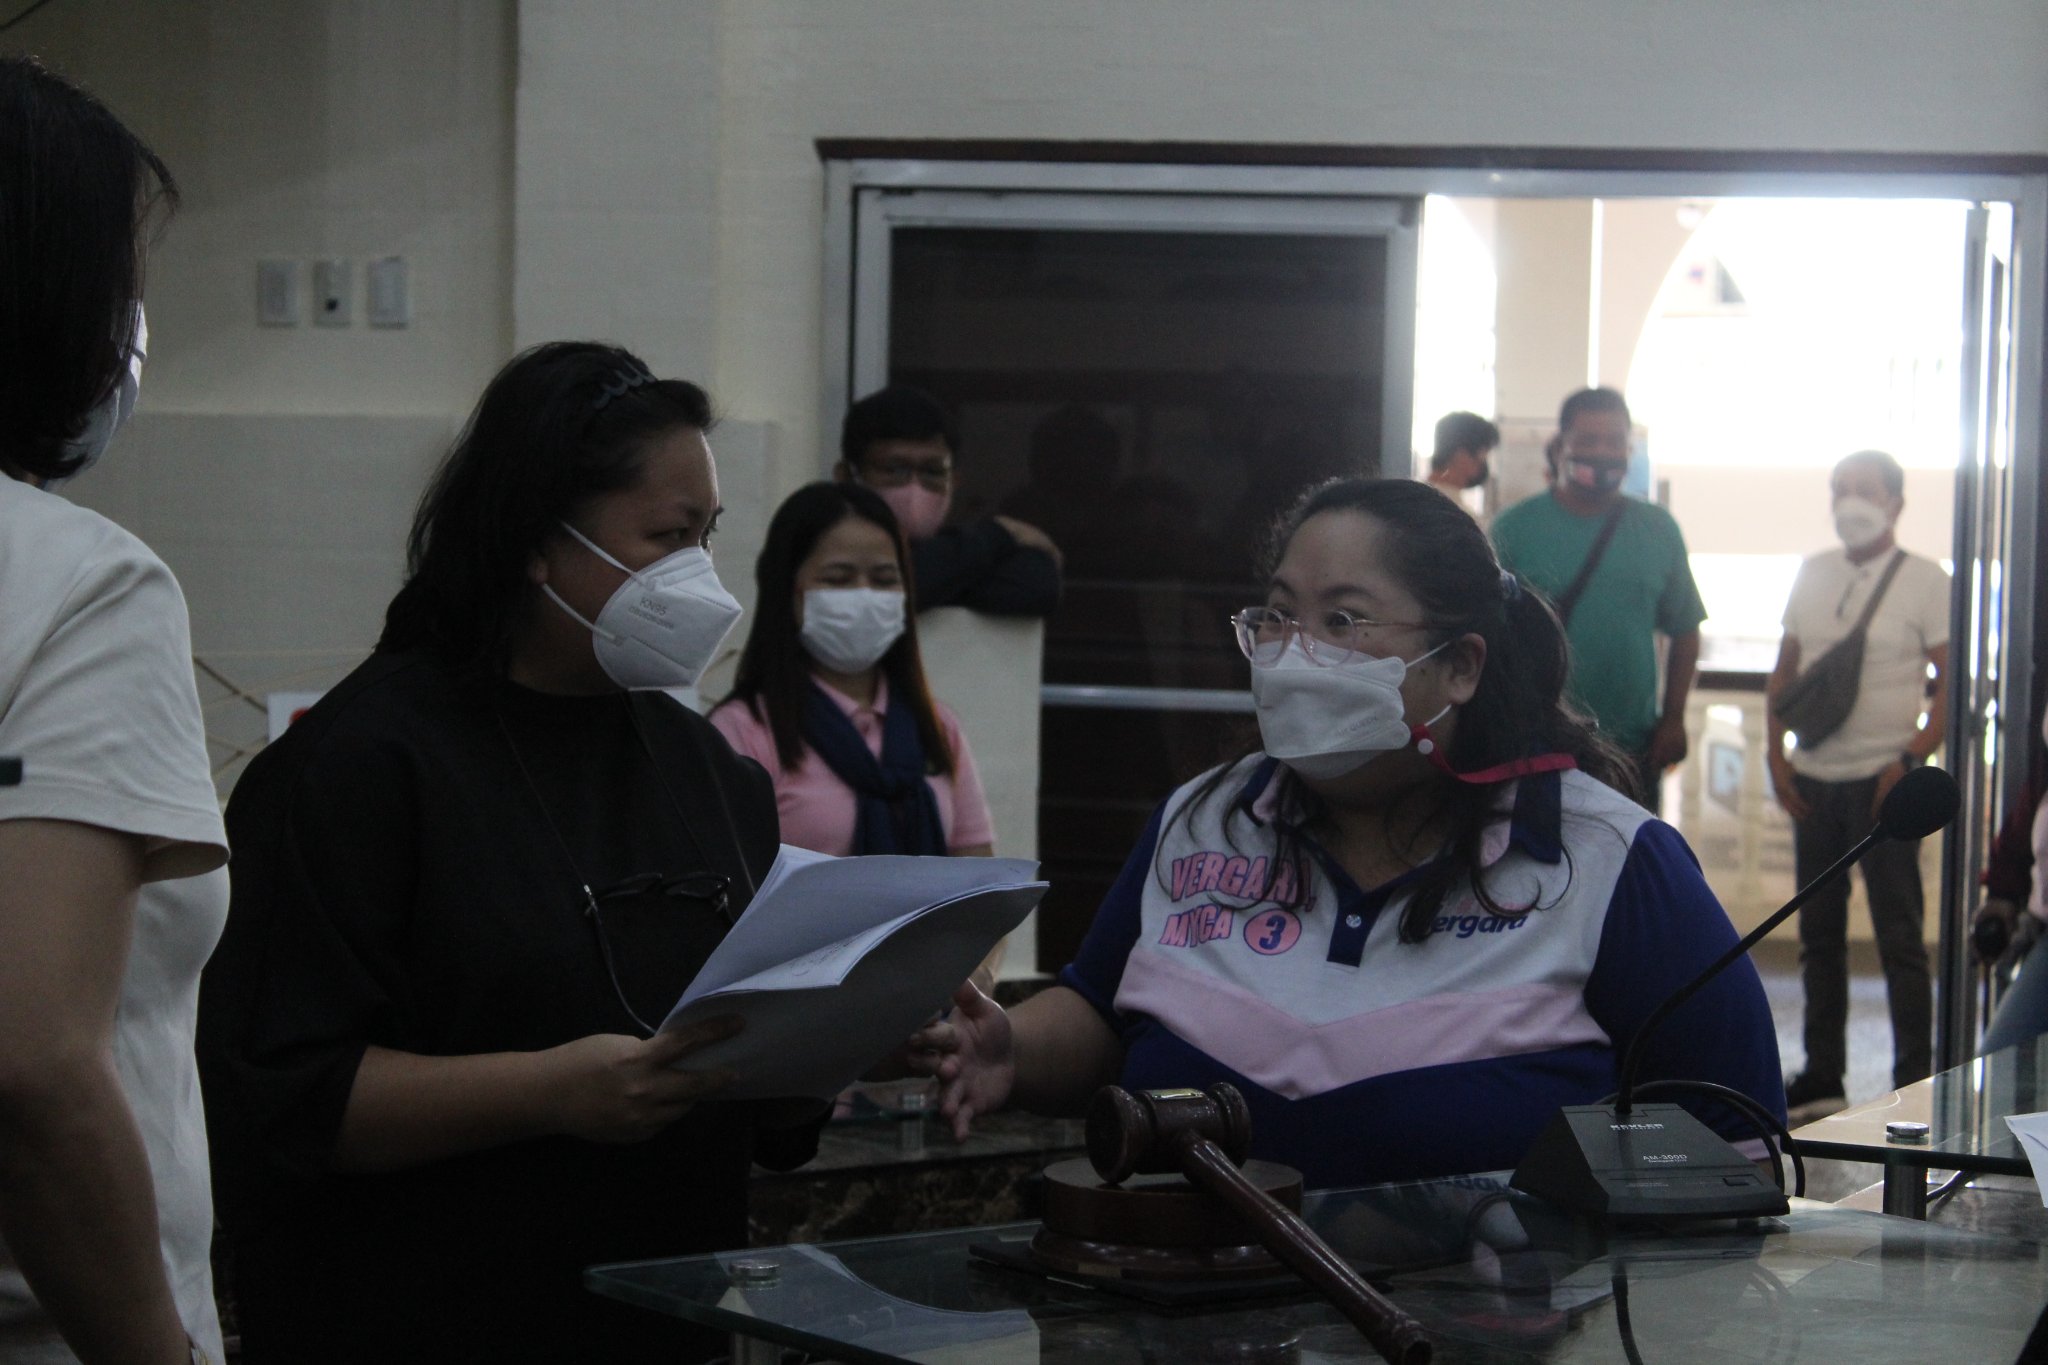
0, 57, 230, 1365
1767, 450, 1950, 1121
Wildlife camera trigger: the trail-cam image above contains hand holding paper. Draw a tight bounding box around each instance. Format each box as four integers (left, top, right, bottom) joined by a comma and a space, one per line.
660, 847, 1047, 1101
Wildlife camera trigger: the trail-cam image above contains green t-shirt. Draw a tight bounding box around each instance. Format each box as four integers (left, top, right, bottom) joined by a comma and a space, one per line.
1491, 492, 1706, 754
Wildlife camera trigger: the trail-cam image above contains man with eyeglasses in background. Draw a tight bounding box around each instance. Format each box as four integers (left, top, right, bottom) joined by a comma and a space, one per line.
1491, 386, 1705, 815
836, 385, 1062, 616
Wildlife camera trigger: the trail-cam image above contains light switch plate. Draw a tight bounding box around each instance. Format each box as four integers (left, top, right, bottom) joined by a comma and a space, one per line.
257, 259, 300, 326
366, 255, 409, 328
313, 258, 352, 327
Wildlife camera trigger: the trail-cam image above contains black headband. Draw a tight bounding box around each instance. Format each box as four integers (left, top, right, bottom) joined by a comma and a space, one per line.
591, 367, 657, 414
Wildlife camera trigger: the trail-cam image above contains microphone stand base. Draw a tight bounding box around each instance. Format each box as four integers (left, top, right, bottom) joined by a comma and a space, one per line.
1510, 1103, 1789, 1224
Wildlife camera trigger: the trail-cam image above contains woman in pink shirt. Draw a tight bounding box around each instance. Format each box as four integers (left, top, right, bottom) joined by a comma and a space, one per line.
710, 482, 995, 867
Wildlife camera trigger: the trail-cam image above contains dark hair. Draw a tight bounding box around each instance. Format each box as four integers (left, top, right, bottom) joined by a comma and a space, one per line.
1835, 449, 1905, 499
1172, 476, 1633, 942
0, 57, 178, 483
722, 482, 955, 776
1558, 386, 1631, 434
841, 385, 958, 468
1430, 411, 1500, 472
378, 341, 714, 670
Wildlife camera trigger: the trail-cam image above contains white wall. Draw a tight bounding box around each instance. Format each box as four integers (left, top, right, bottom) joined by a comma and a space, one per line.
7, 0, 516, 416
514, 1, 723, 382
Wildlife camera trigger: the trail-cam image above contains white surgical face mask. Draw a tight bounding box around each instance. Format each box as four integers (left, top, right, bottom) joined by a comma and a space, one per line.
544, 522, 742, 690
800, 587, 906, 674
1251, 637, 1450, 781
1833, 495, 1890, 551
55, 303, 146, 485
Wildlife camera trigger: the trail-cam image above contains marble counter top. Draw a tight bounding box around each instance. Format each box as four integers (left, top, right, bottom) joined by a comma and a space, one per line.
749, 1100, 1085, 1245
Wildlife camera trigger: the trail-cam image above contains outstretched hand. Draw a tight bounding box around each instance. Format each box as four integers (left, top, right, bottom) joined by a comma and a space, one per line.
902, 981, 1015, 1141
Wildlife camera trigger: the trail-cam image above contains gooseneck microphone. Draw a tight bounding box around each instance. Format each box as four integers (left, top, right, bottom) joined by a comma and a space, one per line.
1511, 764, 1961, 1222
1613, 764, 1961, 1116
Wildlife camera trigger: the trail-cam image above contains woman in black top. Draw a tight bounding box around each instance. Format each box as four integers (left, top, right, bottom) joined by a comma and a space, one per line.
199, 342, 817, 1362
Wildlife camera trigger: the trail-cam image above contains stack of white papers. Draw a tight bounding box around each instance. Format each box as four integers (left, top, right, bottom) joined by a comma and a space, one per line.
659, 846, 1047, 1100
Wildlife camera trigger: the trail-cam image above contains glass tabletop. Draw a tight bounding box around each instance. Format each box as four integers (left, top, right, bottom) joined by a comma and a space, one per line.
587, 1173, 2048, 1363
1788, 1037, 2047, 1172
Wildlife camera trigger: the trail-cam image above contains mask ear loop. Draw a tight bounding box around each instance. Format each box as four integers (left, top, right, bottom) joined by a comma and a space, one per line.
544, 521, 639, 645
540, 583, 627, 646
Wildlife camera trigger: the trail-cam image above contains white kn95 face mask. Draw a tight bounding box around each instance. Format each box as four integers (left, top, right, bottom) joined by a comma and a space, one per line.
544, 522, 743, 690
1251, 637, 1449, 781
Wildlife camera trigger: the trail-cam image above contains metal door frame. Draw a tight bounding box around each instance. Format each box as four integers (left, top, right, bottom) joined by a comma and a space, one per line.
834, 185, 1420, 491
1943, 204, 2024, 1062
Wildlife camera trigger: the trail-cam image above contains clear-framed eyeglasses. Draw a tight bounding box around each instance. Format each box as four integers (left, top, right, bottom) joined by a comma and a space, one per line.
1230, 606, 1433, 668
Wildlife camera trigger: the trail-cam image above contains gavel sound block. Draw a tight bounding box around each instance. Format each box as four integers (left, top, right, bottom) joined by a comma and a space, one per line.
1030, 1083, 1433, 1365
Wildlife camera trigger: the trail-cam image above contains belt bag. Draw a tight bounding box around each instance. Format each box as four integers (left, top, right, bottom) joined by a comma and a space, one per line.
1773, 550, 1906, 750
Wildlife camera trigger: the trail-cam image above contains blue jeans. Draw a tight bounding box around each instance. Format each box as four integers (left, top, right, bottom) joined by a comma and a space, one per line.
1983, 932, 2048, 1053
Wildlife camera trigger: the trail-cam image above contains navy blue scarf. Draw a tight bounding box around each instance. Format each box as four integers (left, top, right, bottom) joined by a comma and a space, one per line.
801, 680, 947, 855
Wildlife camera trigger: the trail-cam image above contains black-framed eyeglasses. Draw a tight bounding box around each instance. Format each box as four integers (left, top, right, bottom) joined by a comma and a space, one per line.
583, 872, 733, 1036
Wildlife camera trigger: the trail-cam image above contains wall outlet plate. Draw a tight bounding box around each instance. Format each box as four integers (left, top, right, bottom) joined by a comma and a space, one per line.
313, 258, 352, 327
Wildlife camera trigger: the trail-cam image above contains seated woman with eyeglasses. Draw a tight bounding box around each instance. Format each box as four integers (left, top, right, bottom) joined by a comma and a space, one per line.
198, 343, 819, 1364
911, 477, 1784, 1187
709, 482, 1000, 989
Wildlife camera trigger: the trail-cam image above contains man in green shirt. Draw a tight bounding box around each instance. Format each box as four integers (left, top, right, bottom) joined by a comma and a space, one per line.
1491, 388, 1705, 812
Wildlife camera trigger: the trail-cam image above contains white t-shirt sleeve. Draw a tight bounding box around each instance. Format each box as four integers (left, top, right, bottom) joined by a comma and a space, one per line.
1780, 556, 1819, 640
1907, 557, 1951, 654
0, 528, 225, 881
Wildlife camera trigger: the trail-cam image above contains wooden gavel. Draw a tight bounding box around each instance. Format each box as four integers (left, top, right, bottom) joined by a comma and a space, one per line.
1086, 1083, 1433, 1365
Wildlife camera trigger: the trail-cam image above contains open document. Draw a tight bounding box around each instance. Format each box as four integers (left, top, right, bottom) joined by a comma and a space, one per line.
659, 846, 1047, 1100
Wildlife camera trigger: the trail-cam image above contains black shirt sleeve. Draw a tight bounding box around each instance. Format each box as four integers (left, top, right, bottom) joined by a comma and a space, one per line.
199, 687, 421, 1189
911, 519, 1062, 617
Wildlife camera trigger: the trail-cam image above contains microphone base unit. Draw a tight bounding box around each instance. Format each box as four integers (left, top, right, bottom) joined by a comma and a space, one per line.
1509, 1103, 1789, 1223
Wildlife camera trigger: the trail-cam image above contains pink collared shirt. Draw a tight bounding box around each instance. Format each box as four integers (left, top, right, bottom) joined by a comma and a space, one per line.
708, 676, 996, 856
